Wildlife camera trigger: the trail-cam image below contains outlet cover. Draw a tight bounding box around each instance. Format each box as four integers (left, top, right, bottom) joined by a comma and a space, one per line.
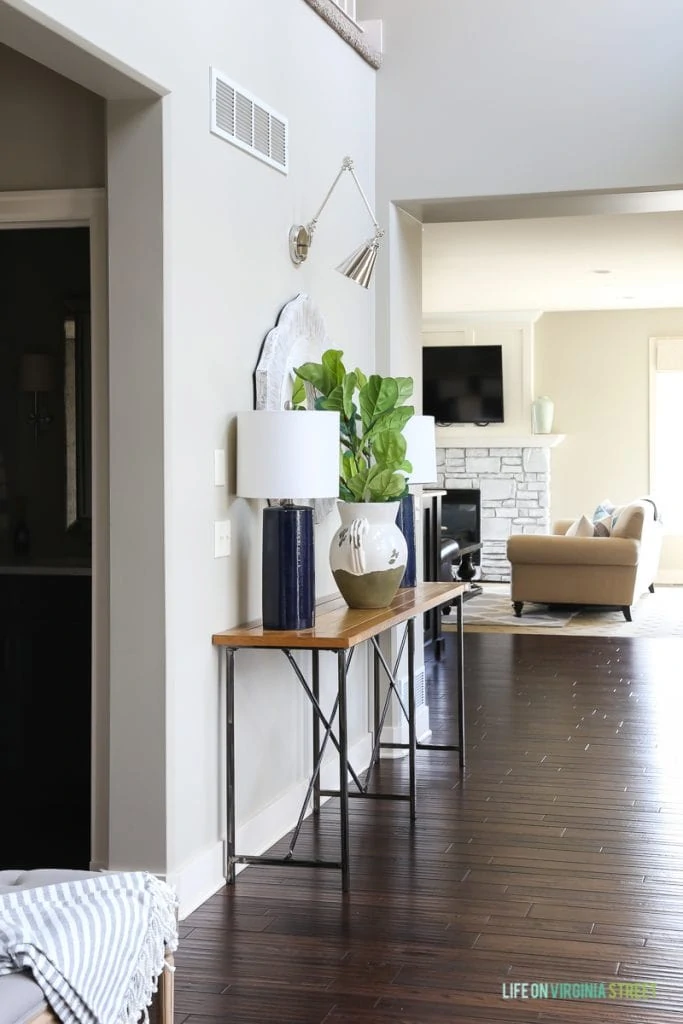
214, 519, 231, 558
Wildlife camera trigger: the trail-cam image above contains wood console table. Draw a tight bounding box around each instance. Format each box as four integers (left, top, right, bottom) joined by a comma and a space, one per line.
212, 582, 467, 891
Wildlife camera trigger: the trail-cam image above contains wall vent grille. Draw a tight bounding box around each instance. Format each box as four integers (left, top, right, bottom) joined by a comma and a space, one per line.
210, 68, 288, 174
400, 669, 426, 710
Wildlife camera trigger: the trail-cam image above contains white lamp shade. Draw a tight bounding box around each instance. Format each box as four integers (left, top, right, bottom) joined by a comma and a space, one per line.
403, 415, 437, 484
237, 410, 340, 500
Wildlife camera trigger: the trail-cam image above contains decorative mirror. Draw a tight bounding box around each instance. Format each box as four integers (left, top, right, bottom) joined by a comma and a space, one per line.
254, 293, 336, 524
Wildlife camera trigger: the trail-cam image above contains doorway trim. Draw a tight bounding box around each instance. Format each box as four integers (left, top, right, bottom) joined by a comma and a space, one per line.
0, 187, 109, 868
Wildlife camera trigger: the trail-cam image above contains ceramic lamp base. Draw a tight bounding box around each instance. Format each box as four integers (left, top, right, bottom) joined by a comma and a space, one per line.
262, 504, 315, 630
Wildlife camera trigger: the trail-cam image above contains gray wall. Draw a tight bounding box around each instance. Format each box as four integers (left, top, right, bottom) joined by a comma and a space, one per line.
0, 41, 105, 190
360, 0, 683, 203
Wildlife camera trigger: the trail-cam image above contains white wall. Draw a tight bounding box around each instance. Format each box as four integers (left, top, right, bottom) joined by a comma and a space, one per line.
535, 308, 683, 578
1, 0, 377, 913
0, 41, 104, 189
359, 0, 683, 202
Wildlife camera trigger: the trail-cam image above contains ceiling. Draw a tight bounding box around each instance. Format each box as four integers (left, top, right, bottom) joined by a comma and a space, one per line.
422, 211, 683, 313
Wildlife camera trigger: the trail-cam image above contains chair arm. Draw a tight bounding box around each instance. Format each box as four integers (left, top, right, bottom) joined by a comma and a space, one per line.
507, 534, 639, 567
553, 519, 574, 536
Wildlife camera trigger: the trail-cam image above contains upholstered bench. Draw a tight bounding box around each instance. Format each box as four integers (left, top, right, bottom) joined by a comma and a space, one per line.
0, 869, 174, 1024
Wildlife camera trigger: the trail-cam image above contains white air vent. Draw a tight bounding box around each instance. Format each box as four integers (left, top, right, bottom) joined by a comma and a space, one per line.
210, 68, 288, 174
400, 669, 426, 710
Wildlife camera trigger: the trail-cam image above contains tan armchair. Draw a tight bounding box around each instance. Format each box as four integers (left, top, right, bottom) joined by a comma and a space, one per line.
506, 499, 662, 621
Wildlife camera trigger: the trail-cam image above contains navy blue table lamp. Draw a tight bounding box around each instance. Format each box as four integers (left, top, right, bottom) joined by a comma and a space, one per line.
237, 410, 340, 630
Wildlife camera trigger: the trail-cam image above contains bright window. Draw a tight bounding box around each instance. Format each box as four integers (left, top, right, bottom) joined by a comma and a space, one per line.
651, 338, 683, 534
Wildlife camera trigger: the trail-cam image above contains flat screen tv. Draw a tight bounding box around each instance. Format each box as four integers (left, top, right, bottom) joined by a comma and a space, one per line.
422, 345, 504, 425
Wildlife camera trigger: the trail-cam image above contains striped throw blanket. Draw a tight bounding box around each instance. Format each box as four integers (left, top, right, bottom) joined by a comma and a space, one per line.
0, 871, 178, 1024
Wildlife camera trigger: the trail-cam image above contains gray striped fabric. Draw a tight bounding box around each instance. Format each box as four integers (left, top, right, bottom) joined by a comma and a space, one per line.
0, 871, 178, 1024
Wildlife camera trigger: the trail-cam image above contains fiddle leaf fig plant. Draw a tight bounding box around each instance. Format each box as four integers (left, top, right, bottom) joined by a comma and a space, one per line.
293, 349, 414, 502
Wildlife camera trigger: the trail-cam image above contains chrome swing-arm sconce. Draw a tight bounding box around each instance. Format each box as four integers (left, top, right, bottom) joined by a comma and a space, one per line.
289, 156, 384, 288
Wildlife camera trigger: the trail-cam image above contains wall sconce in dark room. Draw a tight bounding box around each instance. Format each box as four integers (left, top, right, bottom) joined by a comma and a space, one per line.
20, 352, 55, 442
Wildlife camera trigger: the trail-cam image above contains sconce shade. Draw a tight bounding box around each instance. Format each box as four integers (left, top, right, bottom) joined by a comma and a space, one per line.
336, 239, 379, 289
20, 353, 55, 393
237, 411, 340, 500
403, 415, 438, 484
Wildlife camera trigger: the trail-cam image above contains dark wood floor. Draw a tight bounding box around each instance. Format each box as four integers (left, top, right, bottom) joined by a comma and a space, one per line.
176, 633, 683, 1022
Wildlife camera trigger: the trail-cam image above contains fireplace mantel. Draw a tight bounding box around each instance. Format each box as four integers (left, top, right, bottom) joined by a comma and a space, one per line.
436, 431, 565, 449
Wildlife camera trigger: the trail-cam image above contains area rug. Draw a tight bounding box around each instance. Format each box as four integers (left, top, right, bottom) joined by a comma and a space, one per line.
442, 583, 683, 638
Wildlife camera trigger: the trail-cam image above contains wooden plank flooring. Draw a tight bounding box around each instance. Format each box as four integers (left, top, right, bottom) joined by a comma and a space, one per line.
176, 634, 683, 1022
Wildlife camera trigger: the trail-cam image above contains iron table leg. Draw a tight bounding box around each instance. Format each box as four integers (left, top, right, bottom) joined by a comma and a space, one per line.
337, 650, 350, 892
225, 648, 236, 884
408, 617, 417, 820
372, 644, 380, 766
456, 593, 465, 769
312, 650, 320, 813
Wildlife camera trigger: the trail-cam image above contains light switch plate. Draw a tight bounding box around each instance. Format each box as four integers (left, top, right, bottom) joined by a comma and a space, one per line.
214, 449, 226, 487
214, 519, 231, 557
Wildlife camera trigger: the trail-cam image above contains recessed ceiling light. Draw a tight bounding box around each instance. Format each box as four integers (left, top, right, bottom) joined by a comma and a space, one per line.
593, 269, 611, 274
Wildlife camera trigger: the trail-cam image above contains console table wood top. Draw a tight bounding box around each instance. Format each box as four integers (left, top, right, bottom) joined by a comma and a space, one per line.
212, 581, 466, 650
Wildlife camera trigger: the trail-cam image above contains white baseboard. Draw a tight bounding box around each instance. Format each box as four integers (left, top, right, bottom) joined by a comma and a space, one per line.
379, 702, 431, 758
656, 570, 683, 585
166, 843, 226, 920
167, 732, 373, 919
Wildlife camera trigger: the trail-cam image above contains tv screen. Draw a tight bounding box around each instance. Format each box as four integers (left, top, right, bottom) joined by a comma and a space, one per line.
422, 345, 504, 424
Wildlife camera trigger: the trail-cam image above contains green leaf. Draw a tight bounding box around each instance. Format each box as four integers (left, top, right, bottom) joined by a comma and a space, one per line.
371, 429, 406, 470
359, 376, 399, 432
340, 450, 359, 486
354, 367, 367, 390
322, 349, 346, 388
345, 469, 369, 502
339, 479, 355, 502
365, 406, 414, 441
295, 349, 344, 397
363, 467, 408, 501
319, 385, 345, 413
394, 377, 414, 405
342, 372, 357, 420
290, 374, 307, 409
294, 361, 331, 396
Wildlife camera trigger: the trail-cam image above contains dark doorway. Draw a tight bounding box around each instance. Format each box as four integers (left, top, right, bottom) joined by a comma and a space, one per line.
0, 227, 92, 868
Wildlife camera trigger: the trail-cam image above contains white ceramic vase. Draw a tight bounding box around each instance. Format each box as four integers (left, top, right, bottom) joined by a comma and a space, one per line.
532, 395, 555, 434
330, 501, 407, 609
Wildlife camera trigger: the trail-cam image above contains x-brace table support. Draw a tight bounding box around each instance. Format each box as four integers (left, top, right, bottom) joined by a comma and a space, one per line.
214, 583, 466, 891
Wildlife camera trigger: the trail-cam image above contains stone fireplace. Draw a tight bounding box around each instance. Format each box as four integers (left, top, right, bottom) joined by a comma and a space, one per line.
436, 443, 552, 582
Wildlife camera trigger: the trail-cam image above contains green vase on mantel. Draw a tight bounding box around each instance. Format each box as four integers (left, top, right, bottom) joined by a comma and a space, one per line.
531, 395, 554, 434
